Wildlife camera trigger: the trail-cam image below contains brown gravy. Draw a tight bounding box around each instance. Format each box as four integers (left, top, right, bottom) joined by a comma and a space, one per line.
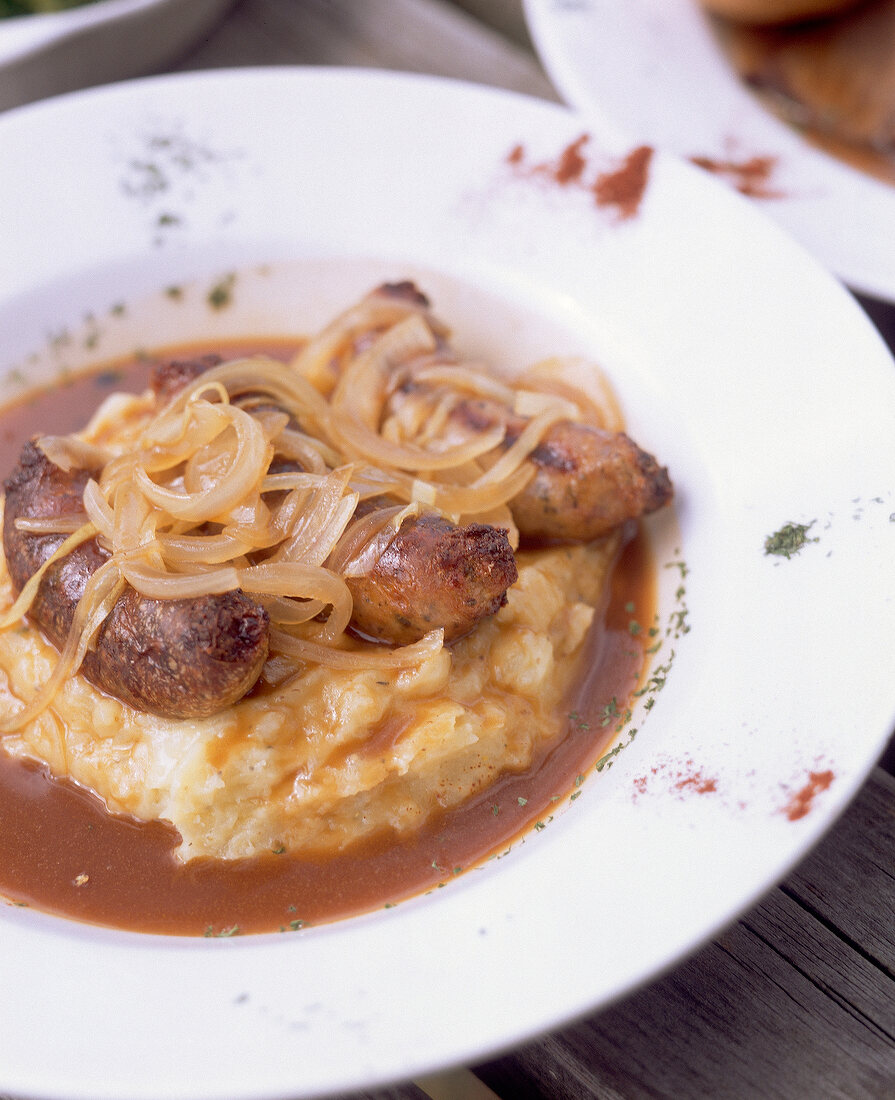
0, 344, 655, 936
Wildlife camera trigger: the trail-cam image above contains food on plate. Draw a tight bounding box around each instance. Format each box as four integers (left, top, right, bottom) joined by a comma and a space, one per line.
386, 381, 671, 542
3, 441, 271, 719
699, 0, 864, 24
707, 0, 895, 185
0, 281, 672, 933
345, 506, 518, 645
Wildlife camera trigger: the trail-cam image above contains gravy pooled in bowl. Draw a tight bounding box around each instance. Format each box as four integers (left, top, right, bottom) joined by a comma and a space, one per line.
0, 283, 672, 934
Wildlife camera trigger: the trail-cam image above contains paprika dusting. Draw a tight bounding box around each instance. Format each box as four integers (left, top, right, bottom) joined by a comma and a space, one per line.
632, 756, 720, 801
782, 769, 835, 822
593, 145, 654, 219
506, 135, 655, 219
689, 153, 783, 198
555, 134, 590, 186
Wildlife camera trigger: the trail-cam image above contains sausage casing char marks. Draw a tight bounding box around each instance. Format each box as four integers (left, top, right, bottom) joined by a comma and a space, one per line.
516, 421, 672, 542
346, 510, 517, 646
372, 280, 672, 541
3, 441, 269, 719
443, 394, 673, 542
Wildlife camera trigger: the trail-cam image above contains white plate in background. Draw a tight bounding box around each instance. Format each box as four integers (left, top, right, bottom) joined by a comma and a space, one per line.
524, 0, 895, 302
0, 67, 894, 1100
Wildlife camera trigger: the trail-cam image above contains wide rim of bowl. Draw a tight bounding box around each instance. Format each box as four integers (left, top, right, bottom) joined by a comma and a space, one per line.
523, 0, 895, 303
0, 66, 893, 1100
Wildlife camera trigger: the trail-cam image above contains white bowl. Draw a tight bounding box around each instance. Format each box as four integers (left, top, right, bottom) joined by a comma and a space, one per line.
0, 67, 894, 1100
0, 0, 234, 110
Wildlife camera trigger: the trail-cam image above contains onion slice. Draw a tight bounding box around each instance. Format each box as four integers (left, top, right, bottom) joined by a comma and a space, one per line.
0, 558, 124, 732
0, 523, 98, 630
269, 627, 444, 670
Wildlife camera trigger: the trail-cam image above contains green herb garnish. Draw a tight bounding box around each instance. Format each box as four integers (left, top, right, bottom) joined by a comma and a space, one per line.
764, 520, 818, 559
207, 273, 236, 310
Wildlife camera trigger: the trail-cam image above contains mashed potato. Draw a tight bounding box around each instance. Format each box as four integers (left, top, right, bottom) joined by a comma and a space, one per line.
0, 529, 617, 860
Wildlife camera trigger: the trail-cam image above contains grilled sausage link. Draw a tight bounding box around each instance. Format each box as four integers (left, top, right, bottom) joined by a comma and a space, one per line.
391, 386, 673, 542
3, 441, 269, 719
503, 412, 672, 542
346, 511, 518, 646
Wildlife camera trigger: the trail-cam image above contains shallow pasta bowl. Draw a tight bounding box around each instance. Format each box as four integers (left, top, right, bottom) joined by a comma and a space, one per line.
0, 67, 893, 1100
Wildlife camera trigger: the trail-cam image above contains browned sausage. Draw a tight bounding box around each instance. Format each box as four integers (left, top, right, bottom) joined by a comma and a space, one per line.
370, 279, 672, 540
502, 411, 671, 542
346, 510, 518, 646
150, 353, 222, 401
3, 441, 269, 719
392, 387, 673, 542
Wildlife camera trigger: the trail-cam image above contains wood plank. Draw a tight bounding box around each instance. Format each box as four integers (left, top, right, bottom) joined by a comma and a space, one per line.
475, 769, 895, 1099
785, 767, 895, 977
330, 1087, 428, 1100
447, 0, 536, 50
326, 1067, 501, 1099
476, 910, 895, 1098
180, 0, 559, 102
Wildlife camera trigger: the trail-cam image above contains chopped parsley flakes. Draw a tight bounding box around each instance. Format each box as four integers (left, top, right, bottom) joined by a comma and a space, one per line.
764, 520, 818, 559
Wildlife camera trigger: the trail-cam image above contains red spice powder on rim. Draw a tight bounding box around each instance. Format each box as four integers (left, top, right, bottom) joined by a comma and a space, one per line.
593, 145, 654, 219
505, 135, 655, 220
674, 767, 718, 796
782, 769, 834, 822
555, 134, 590, 186
505, 134, 590, 184
689, 153, 783, 199
632, 757, 719, 801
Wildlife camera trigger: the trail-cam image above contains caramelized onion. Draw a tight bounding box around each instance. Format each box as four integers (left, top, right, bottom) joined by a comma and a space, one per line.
269, 627, 444, 670
1, 558, 124, 732
259, 595, 326, 626
37, 435, 110, 473
13, 516, 88, 535
2, 285, 630, 715
239, 563, 352, 641
135, 405, 271, 523
521, 357, 624, 431
0, 523, 98, 631
120, 560, 241, 599
327, 503, 420, 578
173, 358, 334, 438
472, 407, 569, 488
423, 463, 535, 516
413, 365, 517, 406
82, 479, 114, 542
155, 532, 258, 564
289, 286, 437, 396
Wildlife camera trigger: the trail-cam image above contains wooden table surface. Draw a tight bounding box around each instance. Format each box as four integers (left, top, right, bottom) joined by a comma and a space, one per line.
15, 2, 895, 1098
